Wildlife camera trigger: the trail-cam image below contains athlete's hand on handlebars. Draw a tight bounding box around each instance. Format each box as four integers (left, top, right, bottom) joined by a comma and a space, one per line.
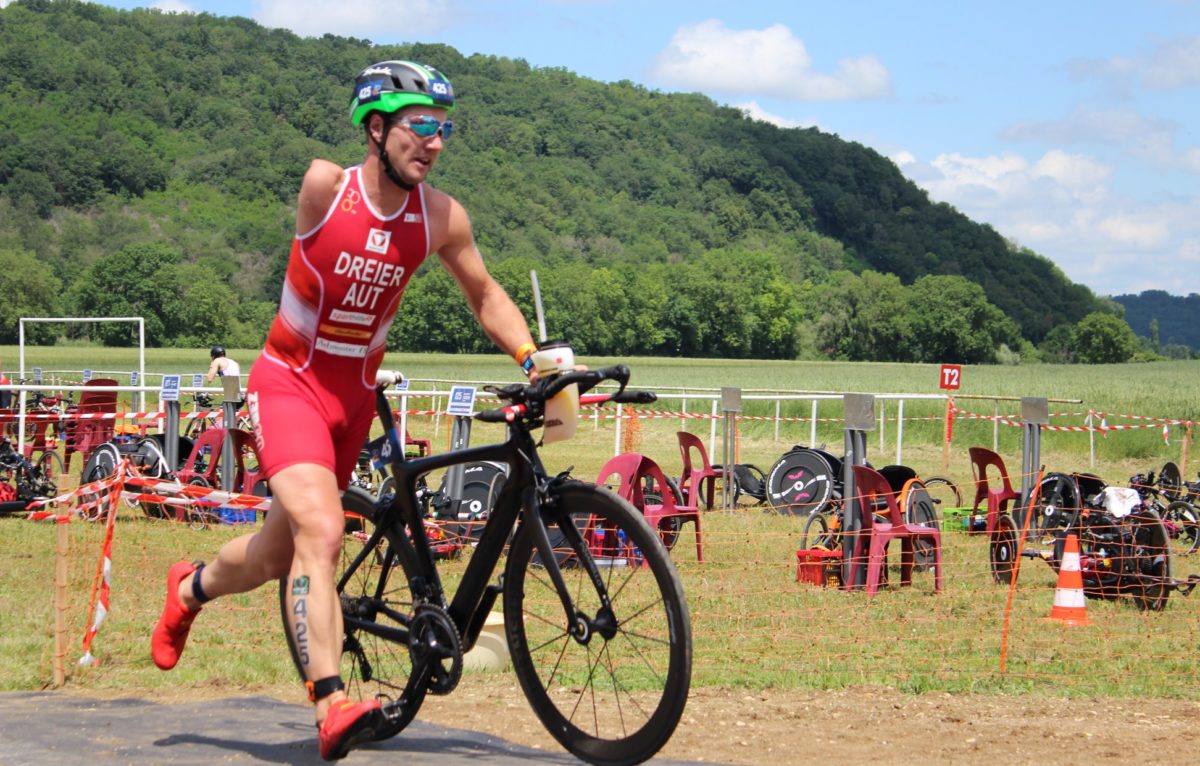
375, 369, 404, 390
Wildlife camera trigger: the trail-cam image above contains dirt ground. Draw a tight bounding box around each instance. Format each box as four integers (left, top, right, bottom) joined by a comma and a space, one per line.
55, 674, 1200, 764
412, 675, 1200, 765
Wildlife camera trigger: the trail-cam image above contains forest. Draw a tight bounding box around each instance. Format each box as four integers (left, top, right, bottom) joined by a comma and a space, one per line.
0, 0, 1159, 363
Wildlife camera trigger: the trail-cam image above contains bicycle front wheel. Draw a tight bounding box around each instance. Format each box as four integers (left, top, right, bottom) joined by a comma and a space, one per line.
278, 487, 425, 740
504, 481, 691, 766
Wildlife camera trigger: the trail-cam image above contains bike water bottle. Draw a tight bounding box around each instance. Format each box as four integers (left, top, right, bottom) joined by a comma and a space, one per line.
530, 340, 579, 444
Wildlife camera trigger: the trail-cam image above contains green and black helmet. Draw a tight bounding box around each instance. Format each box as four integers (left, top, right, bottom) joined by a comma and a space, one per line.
349, 61, 455, 126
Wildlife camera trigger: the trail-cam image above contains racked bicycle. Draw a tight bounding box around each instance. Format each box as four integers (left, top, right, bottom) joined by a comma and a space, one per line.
279, 364, 692, 766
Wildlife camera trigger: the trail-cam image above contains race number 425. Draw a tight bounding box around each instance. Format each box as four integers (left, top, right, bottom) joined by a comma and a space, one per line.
939, 364, 962, 390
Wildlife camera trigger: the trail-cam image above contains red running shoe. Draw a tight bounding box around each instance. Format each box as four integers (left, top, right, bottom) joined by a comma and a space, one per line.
151, 561, 201, 670
318, 698, 382, 761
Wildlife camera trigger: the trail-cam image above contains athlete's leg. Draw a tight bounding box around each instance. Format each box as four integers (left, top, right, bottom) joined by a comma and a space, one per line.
268, 462, 351, 723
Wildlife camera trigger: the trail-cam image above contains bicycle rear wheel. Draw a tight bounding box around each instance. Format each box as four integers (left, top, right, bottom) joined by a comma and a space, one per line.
278, 487, 426, 740
1164, 500, 1200, 557
504, 481, 691, 766
33, 450, 65, 498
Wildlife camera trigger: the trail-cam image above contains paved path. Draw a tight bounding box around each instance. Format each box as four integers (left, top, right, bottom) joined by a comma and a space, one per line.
0, 693, 711, 765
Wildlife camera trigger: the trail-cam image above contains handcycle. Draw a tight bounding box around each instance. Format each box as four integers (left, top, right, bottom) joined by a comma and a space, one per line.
279, 365, 692, 766
1129, 467, 1199, 560
0, 436, 65, 516
989, 470, 1200, 611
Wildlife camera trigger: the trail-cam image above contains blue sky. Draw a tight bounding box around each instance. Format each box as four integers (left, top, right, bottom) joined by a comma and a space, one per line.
16, 0, 1199, 298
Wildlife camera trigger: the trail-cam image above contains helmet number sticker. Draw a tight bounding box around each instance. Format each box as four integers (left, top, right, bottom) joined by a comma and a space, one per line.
358, 79, 384, 103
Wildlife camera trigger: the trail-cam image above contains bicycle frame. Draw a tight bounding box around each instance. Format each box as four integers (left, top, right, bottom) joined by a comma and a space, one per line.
340, 377, 623, 666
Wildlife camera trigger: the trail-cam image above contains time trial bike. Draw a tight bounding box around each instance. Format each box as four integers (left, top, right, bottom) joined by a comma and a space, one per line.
278, 364, 692, 766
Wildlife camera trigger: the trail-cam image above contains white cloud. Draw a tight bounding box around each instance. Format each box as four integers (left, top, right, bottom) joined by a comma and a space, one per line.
252, 0, 449, 38
1003, 105, 1183, 168
1069, 35, 1200, 91
735, 101, 816, 130
648, 19, 890, 101
898, 147, 1195, 295
1183, 148, 1200, 173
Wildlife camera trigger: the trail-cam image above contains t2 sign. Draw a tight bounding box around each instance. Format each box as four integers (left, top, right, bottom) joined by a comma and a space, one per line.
939, 364, 962, 391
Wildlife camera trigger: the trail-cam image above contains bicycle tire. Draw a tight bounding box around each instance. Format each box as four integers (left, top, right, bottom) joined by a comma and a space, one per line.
1164, 500, 1200, 556
990, 514, 1019, 585
33, 450, 65, 499
504, 481, 691, 766
79, 443, 121, 521
278, 487, 426, 741
921, 476, 962, 509
899, 479, 939, 571
800, 510, 832, 551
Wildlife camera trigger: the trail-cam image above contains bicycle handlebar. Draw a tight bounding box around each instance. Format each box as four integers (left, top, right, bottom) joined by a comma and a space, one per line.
475, 364, 655, 424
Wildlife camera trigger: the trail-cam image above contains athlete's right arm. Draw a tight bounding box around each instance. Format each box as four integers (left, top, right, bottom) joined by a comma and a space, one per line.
294, 159, 345, 235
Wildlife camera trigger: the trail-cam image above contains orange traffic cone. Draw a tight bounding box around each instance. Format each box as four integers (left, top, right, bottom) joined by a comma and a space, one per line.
1046, 533, 1091, 626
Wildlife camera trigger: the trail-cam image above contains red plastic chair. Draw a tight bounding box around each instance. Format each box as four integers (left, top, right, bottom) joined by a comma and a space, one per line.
968, 447, 1021, 536
596, 453, 703, 562
174, 426, 226, 488
852, 465, 942, 596
392, 414, 432, 458
228, 428, 268, 497
63, 378, 118, 473
676, 431, 721, 510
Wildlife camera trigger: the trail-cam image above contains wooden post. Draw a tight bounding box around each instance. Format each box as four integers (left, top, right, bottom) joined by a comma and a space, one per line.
942, 397, 953, 471
1181, 424, 1192, 479
53, 515, 69, 687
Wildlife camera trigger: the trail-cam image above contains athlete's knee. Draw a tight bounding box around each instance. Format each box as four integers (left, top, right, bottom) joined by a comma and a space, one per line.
292, 511, 346, 565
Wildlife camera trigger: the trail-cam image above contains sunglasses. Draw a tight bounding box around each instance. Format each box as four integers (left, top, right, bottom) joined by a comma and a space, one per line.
396, 115, 453, 140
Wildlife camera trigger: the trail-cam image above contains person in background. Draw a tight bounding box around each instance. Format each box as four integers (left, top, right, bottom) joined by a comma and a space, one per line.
151, 61, 539, 761
204, 345, 240, 384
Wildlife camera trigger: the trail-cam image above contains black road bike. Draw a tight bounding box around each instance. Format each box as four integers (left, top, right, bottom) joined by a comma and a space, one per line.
279, 365, 692, 766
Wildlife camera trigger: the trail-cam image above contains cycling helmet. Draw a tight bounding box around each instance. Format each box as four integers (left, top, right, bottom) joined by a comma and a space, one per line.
210, 345, 225, 359
349, 61, 455, 127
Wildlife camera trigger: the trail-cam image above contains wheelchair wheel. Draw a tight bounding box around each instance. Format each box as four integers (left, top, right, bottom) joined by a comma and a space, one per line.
800, 510, 833, 551
765, 449, 837, 516
1029, 473, 1081, 540
1163, 500, 1200, 557
990, 514, 1019, 585
900, 479, 939, 571
1129, 508, 1170, 612
1159, 461, 1184, 502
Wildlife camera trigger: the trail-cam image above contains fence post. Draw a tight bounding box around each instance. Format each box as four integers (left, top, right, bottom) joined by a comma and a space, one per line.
774, 399, 781, 442
614, 402, 623, 456
895, 399, 905, 466
53, 516, 68, 687
1181, 423, 1192, 478
942, 397, 954, 471
720, 388, 742, 511
810, 400, 818, 447
841, 393, 875, 590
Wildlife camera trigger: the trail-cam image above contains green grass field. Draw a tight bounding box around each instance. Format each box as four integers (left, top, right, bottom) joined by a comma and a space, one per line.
1, 346, 1198, 701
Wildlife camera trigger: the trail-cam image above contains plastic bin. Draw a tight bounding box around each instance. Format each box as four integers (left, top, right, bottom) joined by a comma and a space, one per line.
218, 506, 256, 525
795, 549, 841, 586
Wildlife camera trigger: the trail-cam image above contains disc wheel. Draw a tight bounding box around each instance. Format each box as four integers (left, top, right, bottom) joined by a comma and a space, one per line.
765, 450, 837, 516
78, 443, 121, 521
990, 515, 1019, 585
280, 487, 426, 741
504, 481, 691, 766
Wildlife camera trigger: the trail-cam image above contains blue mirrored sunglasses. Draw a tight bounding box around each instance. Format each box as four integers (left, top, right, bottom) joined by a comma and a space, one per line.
397, 115, 453, 140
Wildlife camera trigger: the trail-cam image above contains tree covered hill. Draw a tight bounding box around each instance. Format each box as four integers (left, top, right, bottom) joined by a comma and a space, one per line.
0, 0, 1107, 359
1112, 291, 1200, 354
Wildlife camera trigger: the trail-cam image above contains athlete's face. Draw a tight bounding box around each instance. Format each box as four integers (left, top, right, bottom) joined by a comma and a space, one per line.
377, 106, 448, 186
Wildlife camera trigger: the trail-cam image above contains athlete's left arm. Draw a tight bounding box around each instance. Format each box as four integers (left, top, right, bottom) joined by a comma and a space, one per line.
434, 193, 535, 362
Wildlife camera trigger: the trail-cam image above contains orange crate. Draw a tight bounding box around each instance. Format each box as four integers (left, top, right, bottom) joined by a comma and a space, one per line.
796, 548, 841, 586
